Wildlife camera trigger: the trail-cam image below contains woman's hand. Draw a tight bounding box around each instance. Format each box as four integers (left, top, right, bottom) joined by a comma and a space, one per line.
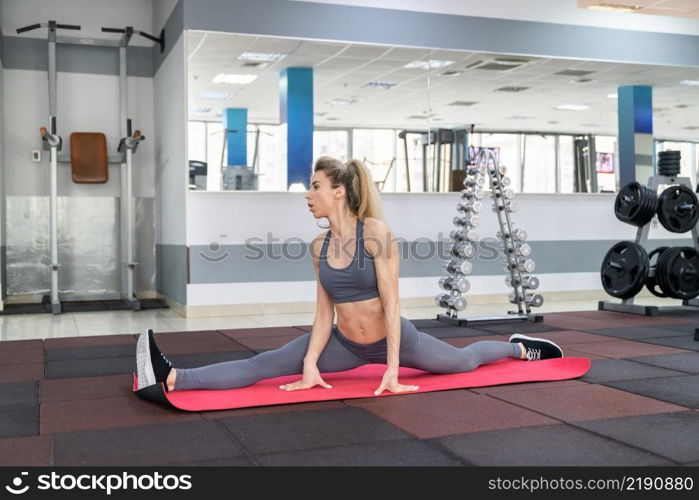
374, 367, 419, 396
279, 363, 332, 392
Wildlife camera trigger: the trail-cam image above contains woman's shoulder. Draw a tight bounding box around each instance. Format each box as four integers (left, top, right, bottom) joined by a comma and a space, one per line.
362, 217, 391, 237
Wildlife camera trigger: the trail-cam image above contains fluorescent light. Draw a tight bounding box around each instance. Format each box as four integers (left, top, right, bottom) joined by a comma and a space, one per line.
362, 81, 398, 89
189, 107, 211, 113
196, 92, 232, 100
212, 73, 258, 84
239, 52, 286, 62
586, 3, 642, 13
607, 93, 618, 99
555, 104, 590, 111
403, 60, 454, 70
679, 80, 699, 87
288, 183, 307, 192
328, 98, 357, 105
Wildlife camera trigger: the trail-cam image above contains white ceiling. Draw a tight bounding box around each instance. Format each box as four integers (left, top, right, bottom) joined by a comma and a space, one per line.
187, 31, 699, 140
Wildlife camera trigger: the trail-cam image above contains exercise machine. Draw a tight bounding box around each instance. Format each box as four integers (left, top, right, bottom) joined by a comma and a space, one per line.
17, 21, 162, 313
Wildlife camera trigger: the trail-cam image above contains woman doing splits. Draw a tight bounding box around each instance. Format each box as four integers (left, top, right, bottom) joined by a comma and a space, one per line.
136, 156, 563, 396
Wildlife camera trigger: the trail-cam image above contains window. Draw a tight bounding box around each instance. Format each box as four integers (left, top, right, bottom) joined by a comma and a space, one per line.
314, 130, 348, 162
353, 129, 396, 192
522, 135, 556, 193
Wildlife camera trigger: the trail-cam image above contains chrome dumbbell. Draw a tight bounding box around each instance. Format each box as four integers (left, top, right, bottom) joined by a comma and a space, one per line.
450, 228, 479, 242
509, 292, 544, 307
453, 214, 480, 227
518, 243, 532, 257
450, 241, 476, 259
435, 293, 467, 311
456, 200, 483, 213
505, 199, 518, 212
461, 188, 485, 200
498, 229, 527, 242
467, 165, 486, 176
463, 176, 485, 188
444, 259, 473, 275
439, 276, 470, 293
489, 165, 507, 176
490, 176, 511, 188
505, 258, 535, 273
506, 275, 539, 290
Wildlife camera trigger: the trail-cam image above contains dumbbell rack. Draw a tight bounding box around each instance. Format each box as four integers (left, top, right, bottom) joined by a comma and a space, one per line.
436, 148, 544, 326
599, 174, 699, 316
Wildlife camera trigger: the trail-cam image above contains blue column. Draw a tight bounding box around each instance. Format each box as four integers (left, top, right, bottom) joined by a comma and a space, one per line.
280, 68, 313, 189
223, 108, 247, 166
618, 86, 653, 186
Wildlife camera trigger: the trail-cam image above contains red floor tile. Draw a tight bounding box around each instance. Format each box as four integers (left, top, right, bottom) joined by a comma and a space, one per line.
0, 363, 44, 383
484, 383, 686, 422
0, 349, 43, 365
569, 339, 688, 359
0, 435, 52, 466
345, 390, 559, 438
40, 374, 133, 402
41, 396, 201, 434
44, 335, 135, 349
528, 330, 618, 345
543, 312, 694, 331
152, 330, 223, 342
0, 339, 43, 350
561, 347, 608, 360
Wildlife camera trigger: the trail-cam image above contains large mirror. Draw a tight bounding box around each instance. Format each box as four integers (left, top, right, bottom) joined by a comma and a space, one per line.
186, 31, 699, 193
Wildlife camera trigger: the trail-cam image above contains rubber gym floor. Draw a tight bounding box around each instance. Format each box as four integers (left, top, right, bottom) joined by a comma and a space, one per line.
1, 309, 698, 467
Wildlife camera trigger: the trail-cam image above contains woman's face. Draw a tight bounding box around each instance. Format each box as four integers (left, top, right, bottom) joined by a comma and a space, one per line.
305, 170, 341, 219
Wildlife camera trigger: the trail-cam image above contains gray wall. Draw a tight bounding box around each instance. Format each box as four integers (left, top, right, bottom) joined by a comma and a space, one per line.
0, 12, 6, 302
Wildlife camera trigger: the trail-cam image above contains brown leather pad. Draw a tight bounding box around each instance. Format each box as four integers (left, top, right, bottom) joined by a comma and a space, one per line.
70, 132, 108, 184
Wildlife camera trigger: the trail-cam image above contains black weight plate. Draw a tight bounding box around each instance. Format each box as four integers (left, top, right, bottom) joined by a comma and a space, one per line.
645, 246, 670, 298
659, 247, 699, 300
657, 185, 699, 233
615, 182, 657, 226
600, 241, 649, 299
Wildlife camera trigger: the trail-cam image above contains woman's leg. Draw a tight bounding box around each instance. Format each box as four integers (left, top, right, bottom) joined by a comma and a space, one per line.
397, 317, 523, 374
172, 330, 366, 391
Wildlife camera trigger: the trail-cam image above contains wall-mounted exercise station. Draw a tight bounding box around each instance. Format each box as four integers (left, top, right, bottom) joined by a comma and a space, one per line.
14, 21, 163, 314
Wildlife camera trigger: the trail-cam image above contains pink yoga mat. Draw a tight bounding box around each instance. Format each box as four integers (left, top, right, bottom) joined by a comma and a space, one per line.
133, 357, 591, 412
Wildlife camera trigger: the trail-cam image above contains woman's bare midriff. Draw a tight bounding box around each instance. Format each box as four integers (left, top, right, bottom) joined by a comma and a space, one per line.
335, 296, 387, 344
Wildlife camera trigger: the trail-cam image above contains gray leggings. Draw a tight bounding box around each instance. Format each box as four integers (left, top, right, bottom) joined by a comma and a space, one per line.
173, 316, 521, 391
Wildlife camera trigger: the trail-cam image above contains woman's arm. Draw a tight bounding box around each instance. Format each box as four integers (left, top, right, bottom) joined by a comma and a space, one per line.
366, 219, 419, 395
280, 233, 335, 391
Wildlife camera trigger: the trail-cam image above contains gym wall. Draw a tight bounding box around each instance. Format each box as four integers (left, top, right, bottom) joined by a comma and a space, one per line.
0, 7, 5, 306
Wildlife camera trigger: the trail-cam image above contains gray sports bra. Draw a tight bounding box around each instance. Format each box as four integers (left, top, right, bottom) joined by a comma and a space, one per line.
319, 217, 380, 304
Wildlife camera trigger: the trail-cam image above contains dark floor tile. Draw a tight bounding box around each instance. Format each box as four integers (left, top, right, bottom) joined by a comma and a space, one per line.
411, 319, 448, 329
0, 363, 44, 384
482, 383, 685, 422
40, 374, 133, 402
44, 335, 134, 349
155, 336, 249, 354
0, 382, 37, 404
219, 327, 304, 339
590, 326, 692, 340
346, 390, 558, 438
419, 326, 493, 339
168, 350, 254, 368
629, 353, 699, 374
638, 336, 699, 352
218, 407, 410, 455
432, 424, 672, 466
45, 345, 134, 361
476, 321, 561, 335
41, 396, 201, 434
45, 357, 135, 379
53, 420, 246, 466
162, 456, 257, 466
291, 325, 312, 332
0, 435, 52, 466
257, 439, 465, 466
576, 411, 699, 463
200, 400, 347, 420
0, 401, 39, 438
603, 375, 699, 408
0, 348, 43, 365
235, 334, 306, 352
581, 359, 686, 384
568, 339, 687, 359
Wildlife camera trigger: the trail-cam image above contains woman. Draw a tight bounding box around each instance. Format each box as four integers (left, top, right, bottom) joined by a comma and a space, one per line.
136, 156, 563, 396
